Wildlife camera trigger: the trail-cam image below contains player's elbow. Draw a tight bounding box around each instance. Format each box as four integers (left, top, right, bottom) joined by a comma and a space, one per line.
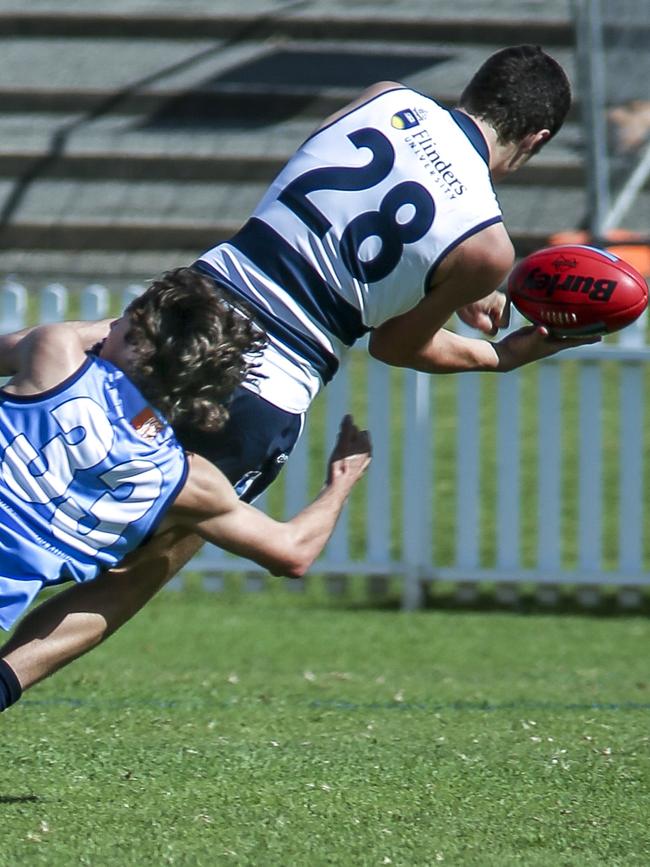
280, 560, 310, 580
368, 329, 411, 368
270, 544, 313, 578
475, 232, 515, 290
268, 557, 309, 579
368, 330, 387, 361
266, 530, 316, 578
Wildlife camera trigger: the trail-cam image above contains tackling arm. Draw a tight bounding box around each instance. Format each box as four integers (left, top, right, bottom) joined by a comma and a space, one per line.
173, 415, 371, 577
0, 416, 370, 699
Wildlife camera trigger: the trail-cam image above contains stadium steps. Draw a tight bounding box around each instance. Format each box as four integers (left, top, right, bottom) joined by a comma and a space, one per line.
0, 6, 575, 46
5, 176, 630, 259
0, 38, 578, 117
0, 1, 594, 288
0, 110, 586, 184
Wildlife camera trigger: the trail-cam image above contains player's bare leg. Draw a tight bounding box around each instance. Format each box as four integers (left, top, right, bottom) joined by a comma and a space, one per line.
0, 528, 203, 691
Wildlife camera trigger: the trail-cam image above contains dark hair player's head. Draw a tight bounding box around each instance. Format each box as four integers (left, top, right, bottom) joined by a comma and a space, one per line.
459, 45, 571, 147
103, 267, 265, 432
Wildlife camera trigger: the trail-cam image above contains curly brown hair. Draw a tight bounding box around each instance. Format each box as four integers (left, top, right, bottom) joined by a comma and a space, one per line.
123, 267, 265, 433
459, 45, 571, 146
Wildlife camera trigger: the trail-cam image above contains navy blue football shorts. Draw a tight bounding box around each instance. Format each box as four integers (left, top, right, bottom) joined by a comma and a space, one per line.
173, 386, 304, 503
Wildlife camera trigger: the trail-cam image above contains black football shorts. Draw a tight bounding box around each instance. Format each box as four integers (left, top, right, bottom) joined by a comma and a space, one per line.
173, 386, 303, 503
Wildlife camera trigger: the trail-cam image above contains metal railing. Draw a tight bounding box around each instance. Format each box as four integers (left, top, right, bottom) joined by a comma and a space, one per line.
574, 0, 650, 238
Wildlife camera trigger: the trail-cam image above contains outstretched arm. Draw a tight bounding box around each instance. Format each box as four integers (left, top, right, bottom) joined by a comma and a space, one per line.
172, 415, 371, 577
373, 320, 601, 375
0, 416, 371, 701
369, 227, 600, 373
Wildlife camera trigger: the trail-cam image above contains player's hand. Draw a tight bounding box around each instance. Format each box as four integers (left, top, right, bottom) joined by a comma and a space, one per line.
494, 325, 602, 372
457, 290, 510, 336
327, 415, 372, 488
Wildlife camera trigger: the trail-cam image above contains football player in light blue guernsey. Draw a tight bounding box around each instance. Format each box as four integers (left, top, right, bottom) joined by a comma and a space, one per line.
1, 45, 598, 705
0, 268, 371, 711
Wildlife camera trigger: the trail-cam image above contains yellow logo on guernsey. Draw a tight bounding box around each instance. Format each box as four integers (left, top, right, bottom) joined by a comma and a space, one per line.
391, 108, 423, 130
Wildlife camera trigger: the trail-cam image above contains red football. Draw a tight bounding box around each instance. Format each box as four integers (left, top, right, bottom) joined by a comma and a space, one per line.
508, 244, 648, 335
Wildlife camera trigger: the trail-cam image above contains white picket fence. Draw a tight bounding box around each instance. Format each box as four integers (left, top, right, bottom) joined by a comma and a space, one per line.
2, 280, 650, 608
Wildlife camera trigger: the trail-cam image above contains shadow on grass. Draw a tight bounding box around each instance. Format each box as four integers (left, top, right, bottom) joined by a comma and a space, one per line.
0, 795, 40, 804
169, 572, 650, 618
340, 586, 650, 618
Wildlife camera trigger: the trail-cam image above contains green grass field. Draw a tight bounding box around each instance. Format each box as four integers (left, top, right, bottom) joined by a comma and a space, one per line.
3, 588, 650, 866
5, 301, 650, 863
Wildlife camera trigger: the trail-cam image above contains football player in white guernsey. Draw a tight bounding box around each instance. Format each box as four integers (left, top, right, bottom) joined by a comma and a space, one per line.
0, 269, 370, 711
183, 44, 598, 501
1, 45, 598, 705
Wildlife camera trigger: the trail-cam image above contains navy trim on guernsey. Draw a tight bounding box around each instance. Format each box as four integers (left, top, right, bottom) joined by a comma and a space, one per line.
425, 215, 504, 290
194, 259, 341, 385
229, 217, 369, 344
300, 84, 408, 145
0, 658, 22, 712
449, 109, 490, 164
0, 356, 94, 403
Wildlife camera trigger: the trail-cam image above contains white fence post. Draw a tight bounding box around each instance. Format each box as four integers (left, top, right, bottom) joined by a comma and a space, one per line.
455, 374, 480, 571
496, 371, 521, 571
40, 283, 68, 323
324, 359, 350, 565
578, 362, 602, 574
619, 362, 643, 574
537, 362, 563, 575
366, 361, 391, 567
284, 415, 310, 518
122, 284, 145, 310
402, 369, 431, 610
0, 280, 27, 333
81, 284, 110, 320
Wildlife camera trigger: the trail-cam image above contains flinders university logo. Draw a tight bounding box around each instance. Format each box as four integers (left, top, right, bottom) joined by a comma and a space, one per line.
391, 108, 422, 130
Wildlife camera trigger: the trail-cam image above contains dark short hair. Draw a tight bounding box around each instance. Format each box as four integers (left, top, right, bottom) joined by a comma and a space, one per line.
124, 267, 265, 432
459, 45, 571, 144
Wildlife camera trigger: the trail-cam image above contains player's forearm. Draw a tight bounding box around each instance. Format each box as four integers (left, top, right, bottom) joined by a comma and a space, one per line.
190, 416, 370, 578
374, 327, 501, 374
195, 475, 355, 578
278, 478, 354, 576
372, 325, 580, 375
271, 421, 370, 575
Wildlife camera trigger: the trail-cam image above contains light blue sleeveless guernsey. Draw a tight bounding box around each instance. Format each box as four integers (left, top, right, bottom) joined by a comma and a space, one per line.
0, 356, 188, 629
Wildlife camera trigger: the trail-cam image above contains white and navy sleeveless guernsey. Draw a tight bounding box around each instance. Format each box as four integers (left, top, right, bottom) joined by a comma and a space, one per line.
0, 356, 188, 630
197, 86, 503, 413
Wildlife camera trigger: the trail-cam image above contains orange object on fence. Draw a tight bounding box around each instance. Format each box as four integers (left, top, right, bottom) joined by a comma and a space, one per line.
548, 229, 650, 278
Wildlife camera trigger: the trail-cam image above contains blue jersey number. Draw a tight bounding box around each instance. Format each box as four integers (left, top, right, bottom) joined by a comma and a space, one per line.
277, 127, 435, 283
